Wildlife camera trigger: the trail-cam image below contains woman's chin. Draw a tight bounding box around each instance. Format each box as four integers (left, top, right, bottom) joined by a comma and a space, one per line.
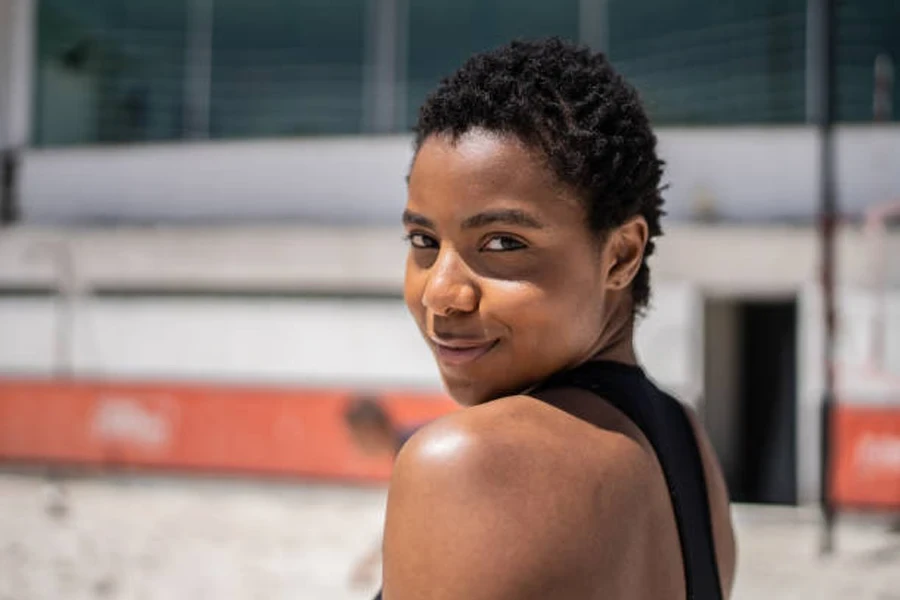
442, 374, 517, 408
441, 376, 489, 407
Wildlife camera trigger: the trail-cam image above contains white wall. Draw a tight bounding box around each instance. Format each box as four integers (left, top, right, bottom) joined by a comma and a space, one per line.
0, 226, 408, 292
0, 283, 702, 395
2, 224, 898, 294
801, 287, 900, 405
19, 126, 900, 224
636, 282, 704, 405
797, 286, 900, 503
0, 296, 56, 372
73, 297, 441, 388
5, 245, 898, 504
0, 297, 439, 388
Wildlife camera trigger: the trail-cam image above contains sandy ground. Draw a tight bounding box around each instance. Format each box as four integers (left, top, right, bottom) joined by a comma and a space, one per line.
1, 472, 898, 600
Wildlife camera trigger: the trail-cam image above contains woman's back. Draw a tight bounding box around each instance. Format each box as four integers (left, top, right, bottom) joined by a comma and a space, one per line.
533, 360, 735, 598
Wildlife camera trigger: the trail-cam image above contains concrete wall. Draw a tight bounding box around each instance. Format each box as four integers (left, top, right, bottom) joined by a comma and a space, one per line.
3, 278, 899, 505
18, 126, 900, 225
0, 296, 438, 388
2, 224, 898, 294
3, 223, 899, 503
797, 286, 900, 505
0, 282, 703, 398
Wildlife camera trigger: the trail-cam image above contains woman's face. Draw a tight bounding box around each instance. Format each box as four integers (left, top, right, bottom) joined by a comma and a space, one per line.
404, 130, 639, 406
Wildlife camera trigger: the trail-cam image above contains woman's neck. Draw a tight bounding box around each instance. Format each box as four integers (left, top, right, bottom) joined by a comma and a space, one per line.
589, 315, 638, 366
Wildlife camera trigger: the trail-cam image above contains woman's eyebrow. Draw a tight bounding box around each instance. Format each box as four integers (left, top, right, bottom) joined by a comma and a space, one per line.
401, 208, 545, 230
402, 210, 433, 228
461, 209, 544, 230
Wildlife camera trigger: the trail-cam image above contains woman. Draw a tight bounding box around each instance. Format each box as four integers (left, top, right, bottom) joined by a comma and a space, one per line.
379, 38, 736, 600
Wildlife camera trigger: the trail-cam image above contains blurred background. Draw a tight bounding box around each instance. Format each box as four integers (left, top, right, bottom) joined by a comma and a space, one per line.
0, 0, 898, 598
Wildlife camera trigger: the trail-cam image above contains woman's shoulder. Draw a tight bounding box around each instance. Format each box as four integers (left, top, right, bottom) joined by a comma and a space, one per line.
405, 391, 649, 467
382, 395, 671, 598
397, 393, 657, 486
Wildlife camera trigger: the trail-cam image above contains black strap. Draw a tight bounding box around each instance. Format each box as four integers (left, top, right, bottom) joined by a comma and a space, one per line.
536, 361, 723, 600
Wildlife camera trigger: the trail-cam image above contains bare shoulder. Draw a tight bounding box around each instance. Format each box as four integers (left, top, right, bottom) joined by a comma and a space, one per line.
381, 395, 667, 600
391, 393, 660, 505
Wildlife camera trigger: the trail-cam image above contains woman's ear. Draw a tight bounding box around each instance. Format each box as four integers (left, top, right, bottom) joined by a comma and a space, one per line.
605, 215, 648, 291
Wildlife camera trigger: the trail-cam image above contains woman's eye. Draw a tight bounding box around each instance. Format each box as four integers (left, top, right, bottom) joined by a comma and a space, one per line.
483, 236, 526, 252
407, 233, 438, 249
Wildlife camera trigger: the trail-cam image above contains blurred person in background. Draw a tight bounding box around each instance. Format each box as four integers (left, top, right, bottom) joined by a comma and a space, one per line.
344, 395, 422, 589
377, 38, 736, 599
344, 395, 420, 459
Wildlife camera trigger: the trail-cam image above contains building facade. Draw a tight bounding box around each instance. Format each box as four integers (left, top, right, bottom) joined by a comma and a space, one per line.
1, 0, 899, 506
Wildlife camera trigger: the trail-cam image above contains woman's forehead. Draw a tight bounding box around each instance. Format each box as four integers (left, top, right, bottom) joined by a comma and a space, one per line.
410, 130, 545, 185
406, 131, 582, 225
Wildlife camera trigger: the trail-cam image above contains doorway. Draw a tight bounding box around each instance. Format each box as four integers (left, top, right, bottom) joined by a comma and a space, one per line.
703, 297, 798, 504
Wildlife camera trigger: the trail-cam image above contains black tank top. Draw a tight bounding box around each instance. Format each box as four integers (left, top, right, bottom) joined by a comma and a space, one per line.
375, 360, 723, 600
535, 360, 724, 599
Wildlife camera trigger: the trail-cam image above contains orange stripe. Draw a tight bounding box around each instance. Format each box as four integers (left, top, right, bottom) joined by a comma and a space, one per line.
0, 378, 458, 482
830, 403, 900, 509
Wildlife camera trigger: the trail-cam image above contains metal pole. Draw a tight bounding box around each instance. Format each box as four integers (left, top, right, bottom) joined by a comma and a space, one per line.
579, 0, 609, 54
26, 241, 79, 378
873, 54, 894, 122
55, 243, 77, 378
805, 0, 822, 123
184, 0, 214, 139
364, 0, 403, 133
815, 0, 838, 557
0, 149, 18, 224
393, 0, 409, 130
0, 0, 35, 224
870, 55, 894, 370
3, 0, 35, 148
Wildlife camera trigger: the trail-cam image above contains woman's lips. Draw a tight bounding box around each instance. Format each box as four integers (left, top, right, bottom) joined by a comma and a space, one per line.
430, 338, 499, 366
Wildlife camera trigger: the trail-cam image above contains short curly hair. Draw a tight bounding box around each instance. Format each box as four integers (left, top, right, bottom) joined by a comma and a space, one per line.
413, 37, 665, 313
